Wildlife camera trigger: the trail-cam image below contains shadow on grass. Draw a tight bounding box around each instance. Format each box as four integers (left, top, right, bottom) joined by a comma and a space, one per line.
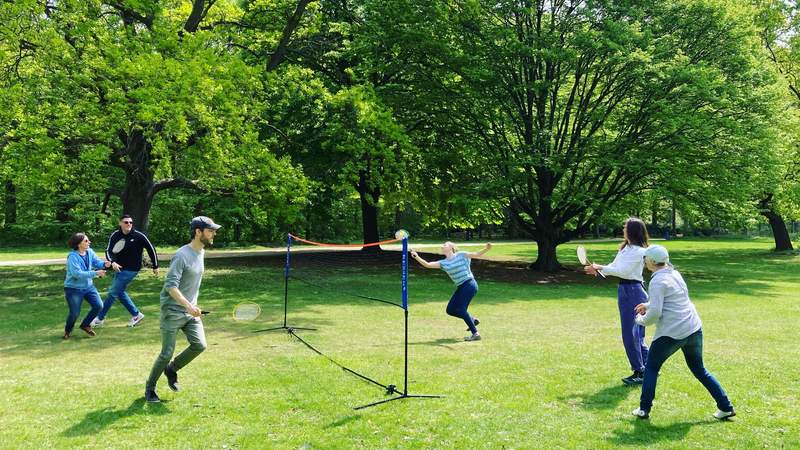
559, 384, 637, 410
61, 397, 169, 437
324, 414, 362, 429
409, 337, 461, 349
606, 417, 720, 445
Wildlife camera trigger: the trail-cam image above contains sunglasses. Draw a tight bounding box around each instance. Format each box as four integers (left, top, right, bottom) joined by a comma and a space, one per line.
121, 221, 133, 224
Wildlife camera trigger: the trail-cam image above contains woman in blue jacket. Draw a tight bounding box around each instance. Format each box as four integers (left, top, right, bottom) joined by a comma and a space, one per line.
63, 232, 110, 339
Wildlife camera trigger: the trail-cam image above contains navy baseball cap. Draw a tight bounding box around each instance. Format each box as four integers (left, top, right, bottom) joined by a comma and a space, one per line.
190, 216, 221, 231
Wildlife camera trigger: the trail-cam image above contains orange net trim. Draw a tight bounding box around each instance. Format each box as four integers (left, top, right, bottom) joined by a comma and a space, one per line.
289, 234, 402, 248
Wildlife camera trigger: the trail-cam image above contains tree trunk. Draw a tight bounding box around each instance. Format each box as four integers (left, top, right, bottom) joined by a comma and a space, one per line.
357, 171, 381, 252
4, 179, 16, 225
530, 233, 562, 271
759, 195, 793, 251
671, 201, 676, 233
116, 130, 157, 232
760, 209, 793, 251
120, 179, 155, 232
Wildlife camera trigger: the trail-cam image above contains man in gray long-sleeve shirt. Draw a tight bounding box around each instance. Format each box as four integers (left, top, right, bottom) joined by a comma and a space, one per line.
145, 216, 221, 403
630, 245, 734, 420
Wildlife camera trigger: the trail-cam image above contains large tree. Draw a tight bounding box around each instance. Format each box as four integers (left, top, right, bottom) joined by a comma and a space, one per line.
369, 0, 781, 270
1, 0, 309, 232
757, 0, 800, 250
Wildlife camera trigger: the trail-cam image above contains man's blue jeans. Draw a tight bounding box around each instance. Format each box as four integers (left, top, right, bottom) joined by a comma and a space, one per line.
640, 329, 733, 413
64, 287, 103, 333
98, 270, 140, 319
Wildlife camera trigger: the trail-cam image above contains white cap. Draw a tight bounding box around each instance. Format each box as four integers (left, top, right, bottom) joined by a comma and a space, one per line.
644, 245, 669, 264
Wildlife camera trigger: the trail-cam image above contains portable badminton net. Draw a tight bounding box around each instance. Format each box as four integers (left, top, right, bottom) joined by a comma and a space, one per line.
257, 233, 441, 409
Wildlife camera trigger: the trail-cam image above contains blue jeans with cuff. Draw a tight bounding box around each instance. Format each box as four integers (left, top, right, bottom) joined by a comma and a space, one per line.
64, 287, 104, 333
639, 328, 733, 413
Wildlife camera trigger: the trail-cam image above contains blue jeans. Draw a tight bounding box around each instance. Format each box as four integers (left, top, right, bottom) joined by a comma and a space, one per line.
640, 329, 733, 413
446, 279, 478, 333
618, 282, 649, 372
98, 270, 140, 319
64, 287, 104, 333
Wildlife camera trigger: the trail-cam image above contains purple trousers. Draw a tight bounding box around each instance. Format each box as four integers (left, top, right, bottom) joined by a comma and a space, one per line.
618, 281, 649, 372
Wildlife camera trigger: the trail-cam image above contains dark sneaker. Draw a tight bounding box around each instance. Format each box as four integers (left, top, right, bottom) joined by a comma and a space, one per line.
164, 365, 180, 392
713, 409, 736, 420
63, 331, 71, 340
145, 389, 161, 403
622, 371, 643, 385
467, 317, 480, 331
79, 325, 96, 337
632, 408, 649, 419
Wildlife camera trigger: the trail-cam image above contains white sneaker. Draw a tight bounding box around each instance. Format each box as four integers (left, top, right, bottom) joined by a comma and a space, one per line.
128, 313, 145, 327
464, 333, 481, 341
713, 409, 736, 420
632, 408, 649, 419
90, 317, 104, 327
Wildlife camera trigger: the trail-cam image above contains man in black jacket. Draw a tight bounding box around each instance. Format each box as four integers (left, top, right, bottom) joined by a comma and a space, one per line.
91, 214, 159, 327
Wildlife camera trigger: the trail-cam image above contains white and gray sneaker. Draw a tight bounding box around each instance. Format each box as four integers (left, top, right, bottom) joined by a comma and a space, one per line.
713, 409, 736, 420
632, 408, 650, 419
464, 333, 481, 341
128, 312, 145, 327
90, 317, 105, 327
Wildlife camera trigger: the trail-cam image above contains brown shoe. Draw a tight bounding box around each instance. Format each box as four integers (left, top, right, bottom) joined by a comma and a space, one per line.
79, 325, 96, 337
63, 331, 71, 339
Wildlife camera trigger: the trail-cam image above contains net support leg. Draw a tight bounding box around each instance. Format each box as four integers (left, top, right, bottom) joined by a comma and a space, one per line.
254, 234, 315, 333
353, 309, 442, 410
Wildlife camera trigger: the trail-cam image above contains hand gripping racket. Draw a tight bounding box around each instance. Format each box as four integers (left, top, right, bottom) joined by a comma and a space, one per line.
577, 245, 606, 278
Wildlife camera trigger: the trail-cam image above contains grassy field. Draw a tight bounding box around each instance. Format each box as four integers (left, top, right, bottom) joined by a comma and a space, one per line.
1, 238, 798, 449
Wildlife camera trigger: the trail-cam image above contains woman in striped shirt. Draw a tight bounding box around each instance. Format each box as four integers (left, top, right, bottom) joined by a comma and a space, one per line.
411, 242, 492, 341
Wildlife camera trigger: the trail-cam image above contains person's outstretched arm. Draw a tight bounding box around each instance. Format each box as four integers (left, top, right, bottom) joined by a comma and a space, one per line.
466, 243, 492, 258
410, 250, 441, 269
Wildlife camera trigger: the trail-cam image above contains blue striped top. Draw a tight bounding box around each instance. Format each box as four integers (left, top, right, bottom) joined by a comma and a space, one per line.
439, 251, 474, 285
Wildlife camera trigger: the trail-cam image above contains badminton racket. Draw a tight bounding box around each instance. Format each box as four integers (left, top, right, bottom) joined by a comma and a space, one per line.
111, 238, 126, 254
577, 245, 606, 278
232, 302, 261, 321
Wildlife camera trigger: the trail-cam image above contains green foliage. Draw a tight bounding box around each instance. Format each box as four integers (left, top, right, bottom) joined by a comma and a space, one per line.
0, 0, 308, 242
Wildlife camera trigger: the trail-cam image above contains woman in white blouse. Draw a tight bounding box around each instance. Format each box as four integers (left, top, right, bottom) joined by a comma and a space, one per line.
584, 218, 650, 385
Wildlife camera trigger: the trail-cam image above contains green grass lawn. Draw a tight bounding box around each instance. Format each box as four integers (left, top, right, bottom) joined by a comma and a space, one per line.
1, 238, 798, 448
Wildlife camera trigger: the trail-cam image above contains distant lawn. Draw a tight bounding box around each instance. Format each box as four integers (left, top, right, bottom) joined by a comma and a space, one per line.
0, 244, 279, 262
0, 238, 798, 448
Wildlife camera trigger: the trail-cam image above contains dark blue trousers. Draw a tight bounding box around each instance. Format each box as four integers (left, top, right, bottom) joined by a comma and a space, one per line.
446, 279, 478, 333
640, 329, 733, 413
618, 282, 649, 372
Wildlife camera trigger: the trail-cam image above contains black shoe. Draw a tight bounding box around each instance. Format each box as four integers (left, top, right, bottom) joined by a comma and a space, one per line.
145, 389, 161, 403
164, 365, 180, 392
466, 317, 480, 331
622, 371, 644, 386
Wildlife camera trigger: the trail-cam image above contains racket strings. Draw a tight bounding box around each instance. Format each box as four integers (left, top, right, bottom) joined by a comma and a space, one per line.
234, 303, 261, 320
